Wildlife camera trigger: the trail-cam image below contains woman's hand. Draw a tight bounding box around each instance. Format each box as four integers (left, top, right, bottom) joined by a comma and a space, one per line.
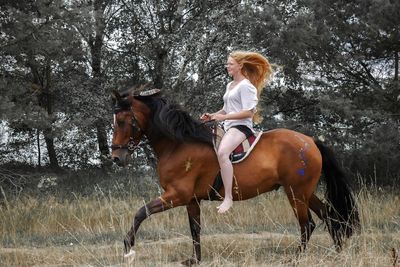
200, 113, 211, 122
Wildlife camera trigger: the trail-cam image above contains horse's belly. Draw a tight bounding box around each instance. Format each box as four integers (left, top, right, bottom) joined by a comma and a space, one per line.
233, 164, 280, 200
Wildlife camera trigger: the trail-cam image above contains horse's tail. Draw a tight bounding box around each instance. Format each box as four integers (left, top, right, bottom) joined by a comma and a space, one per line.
314, 139, 360, 249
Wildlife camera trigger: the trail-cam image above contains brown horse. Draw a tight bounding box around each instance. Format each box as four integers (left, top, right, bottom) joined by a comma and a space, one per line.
111, 89, 360, 266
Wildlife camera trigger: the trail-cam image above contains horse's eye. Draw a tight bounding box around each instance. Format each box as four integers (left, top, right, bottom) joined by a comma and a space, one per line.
117, 121, 125, 127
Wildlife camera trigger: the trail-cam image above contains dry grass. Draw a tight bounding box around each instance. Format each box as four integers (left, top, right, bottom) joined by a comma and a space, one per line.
0, 186, 399, 266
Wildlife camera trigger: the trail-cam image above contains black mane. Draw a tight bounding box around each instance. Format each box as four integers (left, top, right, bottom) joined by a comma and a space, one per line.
135, 94, 213, 146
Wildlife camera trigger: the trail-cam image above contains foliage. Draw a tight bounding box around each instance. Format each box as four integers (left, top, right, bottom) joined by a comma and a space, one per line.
0, 0, 398, 186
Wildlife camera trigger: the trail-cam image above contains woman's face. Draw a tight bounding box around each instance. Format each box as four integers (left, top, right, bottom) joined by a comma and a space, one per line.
226, 56, 242, 77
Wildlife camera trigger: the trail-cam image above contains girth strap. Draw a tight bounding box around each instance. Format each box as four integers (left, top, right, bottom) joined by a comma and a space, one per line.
208, 172, 224, 201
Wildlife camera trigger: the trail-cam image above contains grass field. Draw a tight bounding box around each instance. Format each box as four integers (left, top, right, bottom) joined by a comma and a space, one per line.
0, 185, 399, 266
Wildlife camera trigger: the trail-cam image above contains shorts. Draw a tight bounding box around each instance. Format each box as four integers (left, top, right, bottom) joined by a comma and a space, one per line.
231, 125, 253, 139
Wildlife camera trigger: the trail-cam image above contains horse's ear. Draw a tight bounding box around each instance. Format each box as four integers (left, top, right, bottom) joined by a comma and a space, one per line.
111, 90, 121, 101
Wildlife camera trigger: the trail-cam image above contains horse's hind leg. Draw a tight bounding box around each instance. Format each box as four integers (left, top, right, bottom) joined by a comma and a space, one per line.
309, 193, 343, 249
181, 199, 201, 266
307, 209, 316, 236
284, 187, 314, 252
309, 193, 327, 221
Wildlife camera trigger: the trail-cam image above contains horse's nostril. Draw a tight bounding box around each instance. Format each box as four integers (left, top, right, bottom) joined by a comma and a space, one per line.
113, 157, 120, 163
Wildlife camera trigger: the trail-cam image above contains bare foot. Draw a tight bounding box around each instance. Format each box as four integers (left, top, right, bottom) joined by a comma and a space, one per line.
217, 198, 233, 213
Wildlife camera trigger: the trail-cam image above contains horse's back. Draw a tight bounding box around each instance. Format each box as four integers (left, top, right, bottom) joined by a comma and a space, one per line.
233, 128, 322, 199
262, 128, 322, 186
262, 128, 315, 143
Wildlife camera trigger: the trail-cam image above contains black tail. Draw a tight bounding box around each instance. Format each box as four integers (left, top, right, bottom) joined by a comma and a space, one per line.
315, 140, 360, 250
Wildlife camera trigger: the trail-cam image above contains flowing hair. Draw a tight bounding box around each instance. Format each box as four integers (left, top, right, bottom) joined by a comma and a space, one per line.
229, 51, 272, 123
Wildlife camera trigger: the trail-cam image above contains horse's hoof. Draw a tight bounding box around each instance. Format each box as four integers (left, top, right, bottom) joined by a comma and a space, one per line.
124, 249, 136, 258
180, 258, 199, 266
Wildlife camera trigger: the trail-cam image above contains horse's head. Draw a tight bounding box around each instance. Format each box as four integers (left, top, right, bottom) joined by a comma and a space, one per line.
111, 90, 149, 167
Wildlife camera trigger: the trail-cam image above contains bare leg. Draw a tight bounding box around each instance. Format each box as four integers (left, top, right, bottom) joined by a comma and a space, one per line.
216, 127, 246, 213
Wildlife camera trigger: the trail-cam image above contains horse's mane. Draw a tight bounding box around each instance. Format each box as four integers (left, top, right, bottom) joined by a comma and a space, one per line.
135, 94, 213, 146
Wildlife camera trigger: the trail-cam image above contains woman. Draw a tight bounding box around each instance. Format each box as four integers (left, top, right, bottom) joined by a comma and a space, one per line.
201, 51, 272, 213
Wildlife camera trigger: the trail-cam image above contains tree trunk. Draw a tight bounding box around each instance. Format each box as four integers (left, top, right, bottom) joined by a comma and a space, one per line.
153, 46, 168, 88
29, 55, 60, 170
90, 0, 110, 167
43, 128, 59, 169
36, 128, 41, 167
395, 51, 399, 81
43, 59, 60, 169
96, 121, 110, 163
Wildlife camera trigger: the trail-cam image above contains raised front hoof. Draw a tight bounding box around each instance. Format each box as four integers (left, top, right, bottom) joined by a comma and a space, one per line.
180, 258, 199, 266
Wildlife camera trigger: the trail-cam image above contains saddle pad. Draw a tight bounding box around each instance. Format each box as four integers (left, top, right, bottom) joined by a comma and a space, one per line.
212, 125, 263, 163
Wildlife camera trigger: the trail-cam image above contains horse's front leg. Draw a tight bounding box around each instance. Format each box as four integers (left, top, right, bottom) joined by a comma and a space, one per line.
181, 199, 201, 266
124, 197, 169, 257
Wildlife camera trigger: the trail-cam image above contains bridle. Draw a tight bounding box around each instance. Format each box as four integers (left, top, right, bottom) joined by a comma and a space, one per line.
111, 107, 144, 153
111, 88, 160, 153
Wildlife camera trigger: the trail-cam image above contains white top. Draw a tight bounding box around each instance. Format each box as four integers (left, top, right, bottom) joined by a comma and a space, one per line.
222, 79, 258, 131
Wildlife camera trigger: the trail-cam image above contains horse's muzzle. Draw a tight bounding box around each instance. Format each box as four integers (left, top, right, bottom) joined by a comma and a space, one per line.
111, 151, 130, 167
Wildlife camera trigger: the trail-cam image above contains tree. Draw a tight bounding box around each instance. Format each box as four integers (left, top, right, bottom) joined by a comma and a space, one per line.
116, 0, 242, 104
247, 0, 400, 182
64, 0, 123, 167
0, 0, 77, 169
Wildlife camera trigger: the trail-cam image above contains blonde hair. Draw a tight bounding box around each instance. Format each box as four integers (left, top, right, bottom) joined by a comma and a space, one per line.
229, 51, 272, 123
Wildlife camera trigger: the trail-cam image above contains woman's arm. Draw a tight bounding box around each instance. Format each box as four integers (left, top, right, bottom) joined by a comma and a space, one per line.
200, 109, 226, 121
212, 110, 253, 121
211, 109, 226, 116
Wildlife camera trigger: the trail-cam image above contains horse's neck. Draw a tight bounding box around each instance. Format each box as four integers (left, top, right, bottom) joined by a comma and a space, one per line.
148, 136, 177, 159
